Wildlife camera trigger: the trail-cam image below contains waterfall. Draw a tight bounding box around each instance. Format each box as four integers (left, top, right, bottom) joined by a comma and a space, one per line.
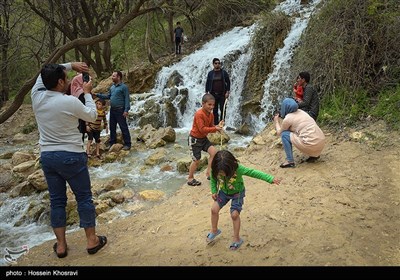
135, 0, 322, 134
145, 24, 257, 132
253, 0, 323, 132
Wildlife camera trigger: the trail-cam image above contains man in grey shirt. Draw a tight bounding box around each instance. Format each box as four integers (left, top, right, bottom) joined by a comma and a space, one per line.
32, 62, 107, 258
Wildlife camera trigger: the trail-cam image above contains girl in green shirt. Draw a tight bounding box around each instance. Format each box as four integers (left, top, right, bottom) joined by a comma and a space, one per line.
207, 150, 281, 250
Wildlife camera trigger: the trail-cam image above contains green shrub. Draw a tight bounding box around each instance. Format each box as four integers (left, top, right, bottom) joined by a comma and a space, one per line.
320, 85, 400, 130
21, 123, 37, 134
371, 85, 400, 130
319, 88, 371, 126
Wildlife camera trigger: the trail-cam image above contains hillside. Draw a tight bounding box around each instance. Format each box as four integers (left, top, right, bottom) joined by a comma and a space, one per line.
8, 105, 400, 267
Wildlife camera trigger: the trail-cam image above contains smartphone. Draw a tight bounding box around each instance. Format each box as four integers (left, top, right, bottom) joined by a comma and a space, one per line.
82, 72, 90, 83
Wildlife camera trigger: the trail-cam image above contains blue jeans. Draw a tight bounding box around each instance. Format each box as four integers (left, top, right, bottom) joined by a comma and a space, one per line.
109, 107, 131, 147
281, 130, 294, 162
40, 151, 96, 228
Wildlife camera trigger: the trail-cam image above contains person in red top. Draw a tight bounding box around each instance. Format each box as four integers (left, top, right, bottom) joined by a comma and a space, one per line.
293, 80, 304, 102
187, 94, 224, 186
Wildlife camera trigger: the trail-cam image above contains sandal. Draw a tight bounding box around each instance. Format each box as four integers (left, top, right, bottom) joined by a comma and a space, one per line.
187, 179, 201, 186
53, 242, 68, 258
280, 162, 295, 168
87, 235, 107, 255
206, 229, 221, 244
306, 156, 320, 162
229, 239, 244, 251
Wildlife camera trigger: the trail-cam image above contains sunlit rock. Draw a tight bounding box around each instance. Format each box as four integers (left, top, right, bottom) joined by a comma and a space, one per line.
27, 169, 47, 191
11, 151, 36, 166
139, 190, 165, 201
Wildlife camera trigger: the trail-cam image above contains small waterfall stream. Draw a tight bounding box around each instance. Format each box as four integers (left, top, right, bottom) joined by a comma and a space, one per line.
253, 0, 323, 131
150, 24, 257, 130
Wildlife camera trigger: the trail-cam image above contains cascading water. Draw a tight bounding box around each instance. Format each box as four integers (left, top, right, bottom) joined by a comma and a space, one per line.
149, 24, 257, 131
252, 0, 323, 132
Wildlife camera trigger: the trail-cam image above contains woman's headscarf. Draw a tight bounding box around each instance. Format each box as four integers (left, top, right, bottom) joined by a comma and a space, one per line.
280, 98, 298, 118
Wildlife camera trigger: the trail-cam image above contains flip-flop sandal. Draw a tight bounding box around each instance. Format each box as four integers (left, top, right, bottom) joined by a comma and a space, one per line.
206, 229, 221, 244
53, 242, 68, 258
87, 235, 107, 255
229, 239, 244, 251
187, 179, 201, 186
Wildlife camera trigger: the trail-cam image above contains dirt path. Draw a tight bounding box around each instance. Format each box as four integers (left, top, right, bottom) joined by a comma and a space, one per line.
12, 118, 399, 267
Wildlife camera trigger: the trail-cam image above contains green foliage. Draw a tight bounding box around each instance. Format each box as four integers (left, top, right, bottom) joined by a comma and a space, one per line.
319, 85, 400, 130
21, 122, 37, 134
371, 85, 400, 130
319, 88, 370, 126
190, 0, 274, 42
291, 0, 400, 98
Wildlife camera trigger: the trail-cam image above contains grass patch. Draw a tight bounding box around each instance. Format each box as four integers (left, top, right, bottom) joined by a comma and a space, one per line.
370, 85, 400, 130
21, 123, 37, 134
319, 85, 400, 131
319, 88, 370, 126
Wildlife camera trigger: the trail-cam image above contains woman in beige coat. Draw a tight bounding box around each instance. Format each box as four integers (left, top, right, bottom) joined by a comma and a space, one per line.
273, 98, 325, 168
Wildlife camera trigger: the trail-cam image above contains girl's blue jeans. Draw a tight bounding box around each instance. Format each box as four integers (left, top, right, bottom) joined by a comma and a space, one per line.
40, 151, 96, 228
281, 130, 294, 162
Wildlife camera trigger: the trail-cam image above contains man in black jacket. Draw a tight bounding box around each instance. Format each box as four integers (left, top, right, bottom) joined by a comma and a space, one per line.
205, 58, 231, 125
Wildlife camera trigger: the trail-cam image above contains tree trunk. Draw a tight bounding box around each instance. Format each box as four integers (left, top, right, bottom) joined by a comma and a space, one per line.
145, 13, 155, 64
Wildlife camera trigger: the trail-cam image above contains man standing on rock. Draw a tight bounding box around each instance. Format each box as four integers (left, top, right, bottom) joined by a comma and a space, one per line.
31, 62, 107, 258
205, 58, 231, 125
96, 71, 132, 150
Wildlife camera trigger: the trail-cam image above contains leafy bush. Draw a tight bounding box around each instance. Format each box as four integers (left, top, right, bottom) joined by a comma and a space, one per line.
291, 0, 400, 98
371, 85, 400, 130
319, 88, 370, 126
22, 123, 37, 134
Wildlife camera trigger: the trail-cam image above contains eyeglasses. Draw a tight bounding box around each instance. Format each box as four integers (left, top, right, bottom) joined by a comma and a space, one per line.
214, 62, 221, 65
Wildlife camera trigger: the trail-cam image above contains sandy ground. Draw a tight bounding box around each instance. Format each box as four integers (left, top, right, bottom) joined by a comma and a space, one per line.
2, 105, 399, 267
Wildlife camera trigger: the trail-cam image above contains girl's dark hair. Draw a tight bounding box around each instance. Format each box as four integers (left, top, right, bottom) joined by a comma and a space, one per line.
211, 150, 238, 180
41, 64, 66, 90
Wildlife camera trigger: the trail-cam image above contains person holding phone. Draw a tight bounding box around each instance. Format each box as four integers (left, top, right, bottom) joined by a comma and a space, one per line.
31, 62, 107, 258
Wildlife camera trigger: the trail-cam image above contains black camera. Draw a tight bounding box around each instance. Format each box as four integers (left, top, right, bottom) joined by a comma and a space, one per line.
82, 72, 90, 83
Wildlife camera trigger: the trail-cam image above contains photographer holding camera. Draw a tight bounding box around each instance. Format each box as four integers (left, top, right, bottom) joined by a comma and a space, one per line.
273, 98, 325, 168
31, 62, 107, 258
